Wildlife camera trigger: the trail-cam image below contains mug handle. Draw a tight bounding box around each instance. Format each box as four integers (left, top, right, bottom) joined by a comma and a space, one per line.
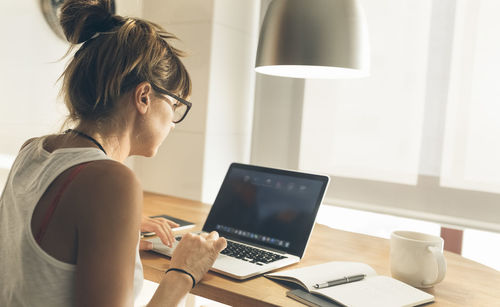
422, 245, 447, 286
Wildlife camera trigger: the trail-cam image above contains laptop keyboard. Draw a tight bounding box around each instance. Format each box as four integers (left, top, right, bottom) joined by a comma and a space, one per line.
175, 235, 286, 265
220, 240, 286, 265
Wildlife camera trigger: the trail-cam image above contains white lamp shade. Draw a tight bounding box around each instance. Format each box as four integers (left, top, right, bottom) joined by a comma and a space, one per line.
255, 0, 370, 79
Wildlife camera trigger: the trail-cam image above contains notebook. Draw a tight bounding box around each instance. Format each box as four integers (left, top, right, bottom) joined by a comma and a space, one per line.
266, 261, 435, 307
146, 162, 330, 279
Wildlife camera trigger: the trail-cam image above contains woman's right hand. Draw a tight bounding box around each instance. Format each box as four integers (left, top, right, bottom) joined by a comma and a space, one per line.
169, 231, 227, 284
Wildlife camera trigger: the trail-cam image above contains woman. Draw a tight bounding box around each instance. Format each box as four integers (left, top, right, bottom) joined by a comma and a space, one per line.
0, 0, 226, 306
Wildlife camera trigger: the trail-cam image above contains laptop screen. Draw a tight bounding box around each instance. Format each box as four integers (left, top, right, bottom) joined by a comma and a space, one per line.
203, 163, 329, 257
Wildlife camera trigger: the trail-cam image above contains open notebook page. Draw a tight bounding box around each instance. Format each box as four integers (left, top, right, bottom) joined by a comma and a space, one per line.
315, 275, 434, 307
266, 261, 377, 291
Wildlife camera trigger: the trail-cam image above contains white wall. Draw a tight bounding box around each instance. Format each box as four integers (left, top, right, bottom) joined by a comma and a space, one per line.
0, 0, 143, 189
133, 0, 260, 204
202, 0, 260, 202
0, 1, 68, 188
132, 0, 214, 201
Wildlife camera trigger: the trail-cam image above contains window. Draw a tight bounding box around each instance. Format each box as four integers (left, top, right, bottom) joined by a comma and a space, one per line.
252, 0, 500, 233
301, 0, 431, 185
441, 0, 500, 194
297, 0, 500, 232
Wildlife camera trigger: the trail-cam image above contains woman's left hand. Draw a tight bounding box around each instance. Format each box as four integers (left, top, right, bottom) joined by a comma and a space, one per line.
140, 215, 179, 249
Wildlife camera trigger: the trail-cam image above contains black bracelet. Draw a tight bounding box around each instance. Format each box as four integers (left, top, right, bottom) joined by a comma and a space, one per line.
165, 268, 196, 288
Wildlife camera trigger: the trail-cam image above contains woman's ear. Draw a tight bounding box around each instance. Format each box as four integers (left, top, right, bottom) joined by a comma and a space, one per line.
134, 82, 153, 115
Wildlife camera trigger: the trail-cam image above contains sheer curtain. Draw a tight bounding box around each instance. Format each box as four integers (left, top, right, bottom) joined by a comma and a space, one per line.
296, 0, 500, 232
441, 0, 500, 194
300, 0, 431, 185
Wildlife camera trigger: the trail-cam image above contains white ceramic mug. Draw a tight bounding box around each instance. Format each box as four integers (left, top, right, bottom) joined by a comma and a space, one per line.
390, 231, 446, 288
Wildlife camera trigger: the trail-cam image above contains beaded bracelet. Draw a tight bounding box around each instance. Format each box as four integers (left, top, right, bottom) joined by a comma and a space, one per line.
165, 268, 196, 288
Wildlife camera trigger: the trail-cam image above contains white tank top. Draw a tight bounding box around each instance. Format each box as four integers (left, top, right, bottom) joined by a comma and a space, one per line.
0, 137, 143, 306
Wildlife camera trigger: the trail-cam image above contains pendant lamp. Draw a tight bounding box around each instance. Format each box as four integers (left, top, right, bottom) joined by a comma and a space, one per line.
255, 0, 370, 79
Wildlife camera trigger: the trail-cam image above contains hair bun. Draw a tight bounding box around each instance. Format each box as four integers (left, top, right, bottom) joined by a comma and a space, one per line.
59, 0, 117, 44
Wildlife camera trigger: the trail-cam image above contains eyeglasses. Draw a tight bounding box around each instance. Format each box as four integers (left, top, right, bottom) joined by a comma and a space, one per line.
151, 84, 192, 124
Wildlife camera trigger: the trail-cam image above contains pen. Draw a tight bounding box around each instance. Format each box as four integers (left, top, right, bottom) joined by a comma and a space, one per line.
313, 274, 366, 289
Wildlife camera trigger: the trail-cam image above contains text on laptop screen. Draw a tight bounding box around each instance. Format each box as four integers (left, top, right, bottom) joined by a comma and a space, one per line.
203, 164, 328, 257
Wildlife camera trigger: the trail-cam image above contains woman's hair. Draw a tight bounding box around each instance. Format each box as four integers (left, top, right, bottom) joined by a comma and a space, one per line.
59, 0, 191, 124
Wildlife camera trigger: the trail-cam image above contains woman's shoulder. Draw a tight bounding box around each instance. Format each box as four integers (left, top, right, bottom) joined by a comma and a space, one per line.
19, 137, 40, 151
77, 159, 141, 195
68, 160, 143, 218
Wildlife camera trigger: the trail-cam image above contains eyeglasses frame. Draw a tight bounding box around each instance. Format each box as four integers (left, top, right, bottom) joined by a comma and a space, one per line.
151, 84, 192, 124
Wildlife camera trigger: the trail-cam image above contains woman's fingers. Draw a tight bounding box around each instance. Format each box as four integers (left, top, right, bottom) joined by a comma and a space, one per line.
166, 219, 180, 228
205, 231, 219, 241
155, 219, 174, 247
199, 232, 209, 239
205, 231, 227, 252
214, 236, 227, 252
141, 216, 176, 247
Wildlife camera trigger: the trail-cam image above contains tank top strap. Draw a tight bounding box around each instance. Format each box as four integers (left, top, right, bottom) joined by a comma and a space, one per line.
35, 162, 91, 245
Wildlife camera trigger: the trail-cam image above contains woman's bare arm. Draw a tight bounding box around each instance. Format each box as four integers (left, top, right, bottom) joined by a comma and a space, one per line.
74, 161, 143, 307
147, 232, 227, 306
71, 160, 226, 307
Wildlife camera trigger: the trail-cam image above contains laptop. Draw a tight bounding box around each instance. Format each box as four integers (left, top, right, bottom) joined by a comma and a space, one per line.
146, 163, 330, 280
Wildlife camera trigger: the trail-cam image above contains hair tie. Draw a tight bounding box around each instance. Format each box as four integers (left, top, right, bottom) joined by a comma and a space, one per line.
88, 32, 102, 41
165, 268, 196, 288
83, 15, 119, 43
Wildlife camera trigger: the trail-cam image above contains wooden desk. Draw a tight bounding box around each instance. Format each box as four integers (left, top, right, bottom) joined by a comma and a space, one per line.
141, 192, 500, 306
